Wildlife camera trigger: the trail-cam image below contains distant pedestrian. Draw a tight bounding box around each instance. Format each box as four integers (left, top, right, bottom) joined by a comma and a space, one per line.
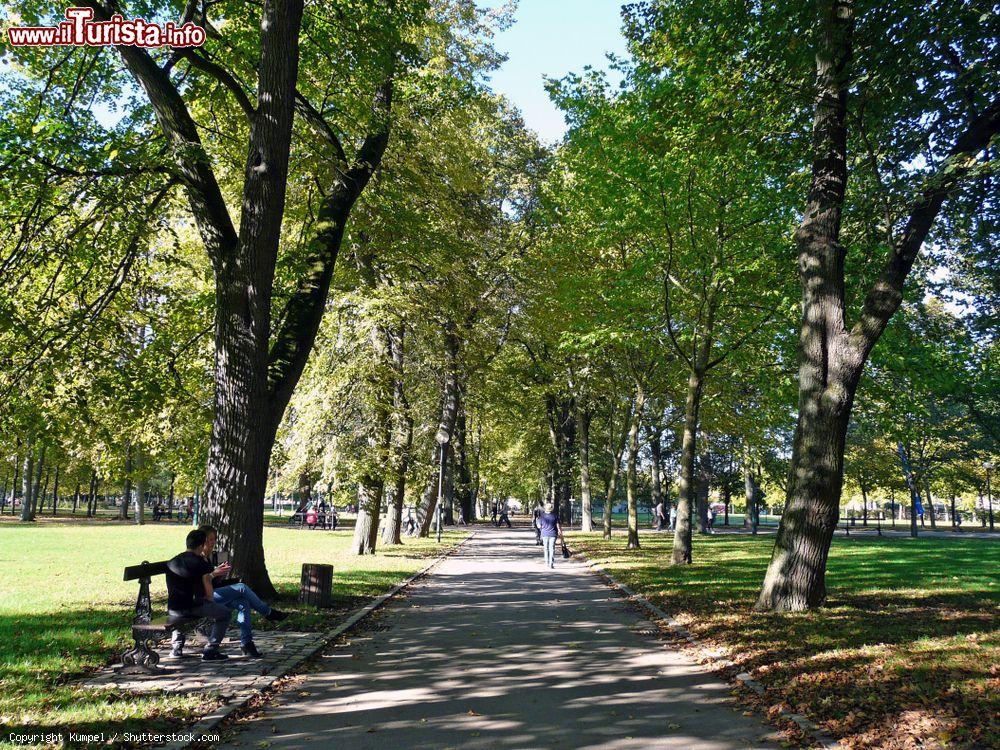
457, 507, 467, 525
538, 502, 564, 569
498, 500, 512, 528
532, 503, 543, 545
707, 506, 716, 532
490, 502, 498, 526
669, 503, 677, 531
654, 500, 666, 530
305, 505, 319, 530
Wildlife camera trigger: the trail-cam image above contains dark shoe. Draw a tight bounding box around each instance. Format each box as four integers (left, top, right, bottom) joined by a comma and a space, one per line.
265, 608, 289, 622
241, 641, 262, 658
202, 648, 229, 661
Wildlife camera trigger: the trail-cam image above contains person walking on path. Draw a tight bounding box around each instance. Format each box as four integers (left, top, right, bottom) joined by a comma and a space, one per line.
498, 499, 512, 528
532, 502, 543, 545
538, 502, 564, 569
654, 500, 666, 530
669, 502, 677, 531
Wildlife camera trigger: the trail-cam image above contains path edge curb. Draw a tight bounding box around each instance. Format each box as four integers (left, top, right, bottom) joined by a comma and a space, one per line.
160, 531, 478, 750
568, 545, 844, 750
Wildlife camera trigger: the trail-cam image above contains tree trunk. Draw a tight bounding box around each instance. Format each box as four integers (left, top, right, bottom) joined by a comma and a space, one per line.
756, 0, 998, 611
50, 466, 60, 515
353, 322, 393, 555
745, 461, 762, 535
20, 445, 35, 522
454, 404, 473, 523
756, 406, 851, 610
382, 325, 412, 546
625, 383, 645, 549
649, 426, 663, 526
924, 479, 936, 528
72, 481, 80, 514
167, 473, 175, 518
33, 459, 48, 519
10, 454, 20, 515
415, 322, 460, 536
578, 404, 593, 532
696, 461, 710, 535
546, 395, 576, 524
134, 451, 146, 525
352, 477, 385, 555
671, 369, 704, 564
602, 400, 632, 540
120, 445, 132, 521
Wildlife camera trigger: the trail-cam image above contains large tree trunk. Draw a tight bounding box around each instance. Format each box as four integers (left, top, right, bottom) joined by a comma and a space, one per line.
671, 370, 704, 564
577, 404, 593, 532
756, 0, 998, 612
924, 479, 936, 529
625, 384, 646, 549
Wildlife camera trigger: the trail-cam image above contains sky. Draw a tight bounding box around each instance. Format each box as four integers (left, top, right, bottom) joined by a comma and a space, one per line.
480, 1, 629, 144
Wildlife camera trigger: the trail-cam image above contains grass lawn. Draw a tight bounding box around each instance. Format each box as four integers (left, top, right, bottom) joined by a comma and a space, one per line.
0, 518, 467, 745
568, 532, 999, 750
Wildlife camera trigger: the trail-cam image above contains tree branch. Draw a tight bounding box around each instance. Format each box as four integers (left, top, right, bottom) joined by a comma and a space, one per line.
847, 96, 1000, 367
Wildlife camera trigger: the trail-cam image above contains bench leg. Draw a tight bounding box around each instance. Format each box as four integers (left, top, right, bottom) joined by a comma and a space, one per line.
114, 634, 165, 675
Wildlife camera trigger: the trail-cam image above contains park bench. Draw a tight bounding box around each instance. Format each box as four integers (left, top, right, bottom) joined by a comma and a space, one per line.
117, 551, 238, 674
117, 559, 201, 674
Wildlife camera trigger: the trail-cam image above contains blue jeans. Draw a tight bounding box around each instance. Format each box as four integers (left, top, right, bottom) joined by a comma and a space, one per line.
213, 583, 271, 645
169, 601, 231, 651
543, 536, 556, 566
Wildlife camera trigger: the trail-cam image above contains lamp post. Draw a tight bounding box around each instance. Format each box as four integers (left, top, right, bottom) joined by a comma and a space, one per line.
985, 460, 994, 533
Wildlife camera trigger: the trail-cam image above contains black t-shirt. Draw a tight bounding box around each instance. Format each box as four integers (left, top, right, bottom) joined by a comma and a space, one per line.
166, 551, 213, 611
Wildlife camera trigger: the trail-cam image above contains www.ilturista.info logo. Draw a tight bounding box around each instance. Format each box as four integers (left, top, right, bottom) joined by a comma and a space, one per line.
6, 7, 206, 47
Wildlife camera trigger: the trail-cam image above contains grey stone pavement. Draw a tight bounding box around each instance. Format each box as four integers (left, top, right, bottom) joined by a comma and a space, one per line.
218, 526, 783, 750
83, 630, 319, 697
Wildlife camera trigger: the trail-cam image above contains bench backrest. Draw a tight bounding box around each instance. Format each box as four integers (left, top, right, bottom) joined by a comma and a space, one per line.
123, 560, 171, 581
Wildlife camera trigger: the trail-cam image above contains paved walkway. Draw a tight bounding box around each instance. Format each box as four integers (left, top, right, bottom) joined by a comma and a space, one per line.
219, 526, 781, 750
82, 630, 317, 696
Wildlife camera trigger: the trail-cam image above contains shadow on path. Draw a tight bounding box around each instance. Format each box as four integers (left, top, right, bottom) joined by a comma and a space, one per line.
219, 527, 781, 750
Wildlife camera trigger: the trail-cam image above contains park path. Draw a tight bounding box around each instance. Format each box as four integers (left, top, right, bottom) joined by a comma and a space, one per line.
217, 526, 781, 750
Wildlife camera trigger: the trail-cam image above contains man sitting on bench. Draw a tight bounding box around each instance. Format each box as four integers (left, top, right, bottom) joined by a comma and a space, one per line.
166, 528, 234, 661
198, 525, 288, 658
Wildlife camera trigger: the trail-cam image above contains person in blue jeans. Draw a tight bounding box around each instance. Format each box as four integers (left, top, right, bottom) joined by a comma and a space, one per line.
538, 502, 564, 569
199, 525, 288, 658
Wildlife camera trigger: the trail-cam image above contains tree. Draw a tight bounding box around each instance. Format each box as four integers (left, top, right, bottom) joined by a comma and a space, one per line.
757, 0, 999, 610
